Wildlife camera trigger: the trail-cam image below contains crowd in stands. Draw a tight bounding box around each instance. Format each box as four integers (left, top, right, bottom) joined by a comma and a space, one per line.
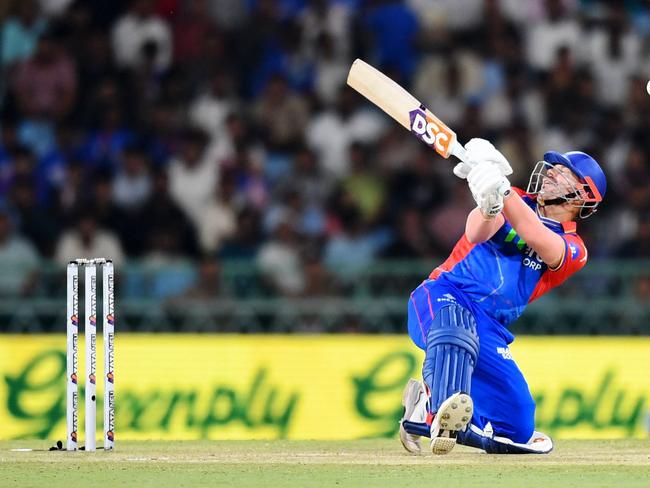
0, 0, 650, 300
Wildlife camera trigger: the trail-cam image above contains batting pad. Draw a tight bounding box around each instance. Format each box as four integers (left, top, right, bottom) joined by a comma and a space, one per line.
422, 304, 479, 413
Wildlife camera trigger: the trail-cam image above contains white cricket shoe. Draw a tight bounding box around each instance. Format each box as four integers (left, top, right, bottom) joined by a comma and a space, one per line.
430, 392, 473, 455
398, 379, 428, 454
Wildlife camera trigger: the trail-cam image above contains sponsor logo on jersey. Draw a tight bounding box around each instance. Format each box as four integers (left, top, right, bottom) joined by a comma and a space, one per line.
497, 347, 513, 360
436, 293, 457, 304
504, 228, 544, 271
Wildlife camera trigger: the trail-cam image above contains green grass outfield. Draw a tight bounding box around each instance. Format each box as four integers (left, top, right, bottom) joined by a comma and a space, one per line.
1, 439, 649, 488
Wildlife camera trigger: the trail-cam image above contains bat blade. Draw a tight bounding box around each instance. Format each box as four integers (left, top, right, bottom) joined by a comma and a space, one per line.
347, 59, 460, 159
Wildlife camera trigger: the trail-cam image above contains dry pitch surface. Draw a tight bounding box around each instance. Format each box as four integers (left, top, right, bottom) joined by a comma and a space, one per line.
1, 439, 649, 487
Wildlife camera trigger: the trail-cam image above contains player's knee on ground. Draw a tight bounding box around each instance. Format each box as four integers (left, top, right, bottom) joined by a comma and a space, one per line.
490, 399, 536, 445
423, 304, 479, 412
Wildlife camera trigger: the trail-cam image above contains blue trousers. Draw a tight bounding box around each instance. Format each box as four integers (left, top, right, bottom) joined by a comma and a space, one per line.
407, 280, 536, 444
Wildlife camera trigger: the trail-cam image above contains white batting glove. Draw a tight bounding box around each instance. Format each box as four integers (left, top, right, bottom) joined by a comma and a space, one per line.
467, 162, 511, 196
476, 191, 504, 219
467, 162, 512, 219
453, 138, 513, 179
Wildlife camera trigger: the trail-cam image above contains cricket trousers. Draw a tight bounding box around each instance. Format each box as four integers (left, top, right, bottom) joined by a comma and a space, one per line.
407, 279, 536, 444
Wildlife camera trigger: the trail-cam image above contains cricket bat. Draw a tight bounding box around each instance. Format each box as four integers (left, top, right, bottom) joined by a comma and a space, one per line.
347, 59, 469, 162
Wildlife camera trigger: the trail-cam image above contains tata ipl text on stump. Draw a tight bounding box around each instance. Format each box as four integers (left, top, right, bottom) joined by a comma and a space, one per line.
66, 258, 115, 451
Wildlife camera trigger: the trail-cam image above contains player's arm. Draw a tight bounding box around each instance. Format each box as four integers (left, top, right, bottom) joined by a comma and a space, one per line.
464, 156, 565, 268
458, 138, 567, 268
502, 192, 566, 269
465, 207, 505, 243
456, 139, 510, 243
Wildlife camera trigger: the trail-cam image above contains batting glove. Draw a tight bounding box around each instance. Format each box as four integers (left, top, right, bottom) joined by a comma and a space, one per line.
453, 138, 513, 179
467, 162, 512, 219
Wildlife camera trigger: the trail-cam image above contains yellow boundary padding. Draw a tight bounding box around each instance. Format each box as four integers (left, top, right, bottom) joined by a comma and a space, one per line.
1, 335, 648, 440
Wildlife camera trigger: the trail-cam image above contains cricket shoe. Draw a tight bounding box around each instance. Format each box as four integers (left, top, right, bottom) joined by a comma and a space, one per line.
430, 392, 473, 455
399, 379, 428, 454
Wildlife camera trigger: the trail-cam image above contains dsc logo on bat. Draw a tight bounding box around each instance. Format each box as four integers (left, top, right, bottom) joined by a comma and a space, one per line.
409, 108, 454, 157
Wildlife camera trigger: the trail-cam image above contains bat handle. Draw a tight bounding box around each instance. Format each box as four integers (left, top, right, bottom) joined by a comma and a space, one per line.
450, 140, 473, 165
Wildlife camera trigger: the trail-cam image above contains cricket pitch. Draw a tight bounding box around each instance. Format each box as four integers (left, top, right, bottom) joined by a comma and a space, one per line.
1, 439, 649, 487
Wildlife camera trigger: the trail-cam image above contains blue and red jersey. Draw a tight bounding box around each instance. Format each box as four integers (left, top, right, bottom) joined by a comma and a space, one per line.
428, 189, 588, 327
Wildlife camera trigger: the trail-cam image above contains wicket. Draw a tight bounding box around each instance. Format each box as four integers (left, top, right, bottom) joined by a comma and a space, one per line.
66, 258, 115, 451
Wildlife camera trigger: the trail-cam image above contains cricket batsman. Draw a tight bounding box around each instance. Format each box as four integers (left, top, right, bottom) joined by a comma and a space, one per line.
398, 139, 606, 455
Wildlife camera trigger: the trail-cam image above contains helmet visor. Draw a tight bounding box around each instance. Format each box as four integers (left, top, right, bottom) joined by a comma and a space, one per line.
526, 161, 600, 218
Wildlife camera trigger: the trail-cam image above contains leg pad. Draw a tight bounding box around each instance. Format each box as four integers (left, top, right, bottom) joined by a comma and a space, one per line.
422, 304, 479, 412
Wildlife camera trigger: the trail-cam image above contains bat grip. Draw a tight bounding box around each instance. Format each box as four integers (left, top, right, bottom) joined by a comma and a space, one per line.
450, 141, 473, 165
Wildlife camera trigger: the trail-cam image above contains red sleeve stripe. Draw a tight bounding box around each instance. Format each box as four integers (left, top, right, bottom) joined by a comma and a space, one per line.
529, 235, 587, 303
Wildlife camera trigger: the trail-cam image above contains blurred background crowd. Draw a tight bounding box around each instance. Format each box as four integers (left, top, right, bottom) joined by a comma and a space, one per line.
0, 0, 648, 333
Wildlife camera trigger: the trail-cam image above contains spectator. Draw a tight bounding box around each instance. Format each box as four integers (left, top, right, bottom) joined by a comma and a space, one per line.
77, 103, 134, 170
525, 0, 583, 73
111, 0, 172, 72
12, 30, 77, 121
54, 209, 124, 265
323, 203, 381, 282
235, 149, 270, 211
178, 254, 223, 299
171, 0, 217, 66
89, 172, 128, 243
138, 169, 198, 257
0, 207, 40, 296
364, 0, 419, 82
585, 3, 640, 107
428, 180, 475, 254
306, 86, 385, 177
1, 0, 47, 67
9, 176, 60, 256
252, 74, 309, 151
300, 0, 352, 60
257, 219, 305, 296
55, 159, 84, 215
141, 101, 181, 166
312, 33, 348, 106
413, 55, 470, 130
281, 146, 333, 209
38, 0, 74, 19
0, 145, 34, 199
140, 226, 196, 299
219, 206, 261, 259
617, 217, 650, 259
0, 0, 647, 334
76, 32, 117, 108
302, 250, 338, 297
35, 123, 81, 205
112, 146, 152, 210
188, 70, 238, 142
387, 145, 448, 213
343, 143, 387, 224
167, 128, 219, 226
383, 207, 431, 258
196, 175, 237, 254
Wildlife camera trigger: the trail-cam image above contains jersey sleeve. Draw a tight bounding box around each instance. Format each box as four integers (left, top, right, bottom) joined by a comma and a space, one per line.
550, 234, 588, 277
528, 233, 587, 303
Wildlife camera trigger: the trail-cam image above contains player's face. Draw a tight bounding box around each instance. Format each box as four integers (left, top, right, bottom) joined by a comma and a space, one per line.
540, 164, 582, 201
